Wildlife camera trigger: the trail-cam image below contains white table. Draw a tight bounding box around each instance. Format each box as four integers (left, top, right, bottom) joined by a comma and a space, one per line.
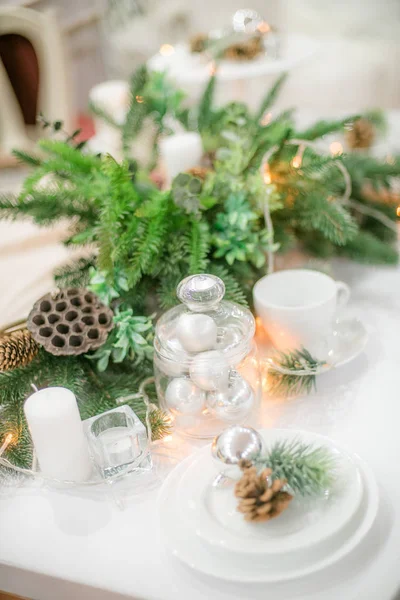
1, 258, 400, 600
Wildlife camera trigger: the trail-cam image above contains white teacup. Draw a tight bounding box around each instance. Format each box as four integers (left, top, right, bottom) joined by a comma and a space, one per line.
253, 269, 350, 357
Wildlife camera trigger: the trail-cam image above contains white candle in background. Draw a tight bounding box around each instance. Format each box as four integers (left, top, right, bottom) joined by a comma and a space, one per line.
159, 132, 203, 184
88, 80, 129, 161
24, 387, 92, 482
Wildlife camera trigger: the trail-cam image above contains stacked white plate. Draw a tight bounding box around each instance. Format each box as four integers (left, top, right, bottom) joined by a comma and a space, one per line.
158, 429, 379, 582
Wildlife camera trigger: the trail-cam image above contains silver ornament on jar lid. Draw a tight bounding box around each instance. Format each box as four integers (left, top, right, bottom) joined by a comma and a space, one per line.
211, 425, 263, 479
206, 373, 254, 422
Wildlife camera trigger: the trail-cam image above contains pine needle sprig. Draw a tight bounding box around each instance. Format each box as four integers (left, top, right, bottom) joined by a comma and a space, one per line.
186, 220, 210, 273
12, 149, 42, 167
266, 347, 324, 397
254, 439, 337, 496
256, 72, 288, 121
294, 116, 360, 141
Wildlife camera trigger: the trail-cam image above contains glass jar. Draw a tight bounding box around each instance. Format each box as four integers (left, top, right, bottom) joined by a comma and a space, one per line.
154, 274, 260, 438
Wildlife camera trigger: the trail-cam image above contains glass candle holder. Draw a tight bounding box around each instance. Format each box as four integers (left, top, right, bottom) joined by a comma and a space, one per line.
84, 406, 151, 480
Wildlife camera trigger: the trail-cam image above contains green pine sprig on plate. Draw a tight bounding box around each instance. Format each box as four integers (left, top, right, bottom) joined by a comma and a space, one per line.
266, 347, 325, 397
254, 439, 337, 496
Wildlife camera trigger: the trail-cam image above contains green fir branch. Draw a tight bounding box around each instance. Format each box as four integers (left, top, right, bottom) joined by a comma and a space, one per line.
256, 72, 288, 121
186, 220, 210, 273
198, 74, 217, 131
254, 439, 337, 496
294, 116, 360, 140
266, 347, 324, 397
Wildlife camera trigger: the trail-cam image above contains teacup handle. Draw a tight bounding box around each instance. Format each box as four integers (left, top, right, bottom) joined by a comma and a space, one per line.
336, 281, 350, 308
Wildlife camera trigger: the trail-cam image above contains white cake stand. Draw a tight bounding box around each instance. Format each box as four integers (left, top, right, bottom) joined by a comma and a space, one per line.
148, 34, 318, 108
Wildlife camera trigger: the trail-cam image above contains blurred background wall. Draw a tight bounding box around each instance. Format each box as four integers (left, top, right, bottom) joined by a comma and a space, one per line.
1, 0, 399, 124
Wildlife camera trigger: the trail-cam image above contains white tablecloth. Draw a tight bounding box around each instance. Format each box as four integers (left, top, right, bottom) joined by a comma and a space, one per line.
0, 234, 400, 599
1, 154, 400, 600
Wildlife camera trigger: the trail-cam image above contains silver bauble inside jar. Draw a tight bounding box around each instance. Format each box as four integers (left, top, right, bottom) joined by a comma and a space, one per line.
206, 373, 254, 422
190, 350, 229, 391
165, 377, 205, 415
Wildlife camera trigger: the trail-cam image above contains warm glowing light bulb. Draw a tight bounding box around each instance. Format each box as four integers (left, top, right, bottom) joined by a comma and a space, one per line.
135, 95, 144, 103
330, 141, 343, 156
263, 165, 272, 184
292, 154, 302, 169
160, 44, 175, 56
257, 21, 271, 34
397, 205, 400, 217
0, 432, 14, 456
260, 112, 272, 126
208, 62, 217, 76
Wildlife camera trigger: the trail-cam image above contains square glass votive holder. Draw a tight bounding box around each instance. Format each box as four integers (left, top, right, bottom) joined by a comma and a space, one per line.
84, 406, 151, 480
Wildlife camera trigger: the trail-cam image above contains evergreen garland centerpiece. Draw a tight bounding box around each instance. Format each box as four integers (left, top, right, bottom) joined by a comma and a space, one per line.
0, 67, 399, 470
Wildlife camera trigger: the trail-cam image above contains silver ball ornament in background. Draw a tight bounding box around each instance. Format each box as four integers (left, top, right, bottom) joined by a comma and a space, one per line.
165, 378, 205, 415
211, 425, 263, 479
190, 350, 229, 391
176, 313, 218, 353
206, 374, 254, 422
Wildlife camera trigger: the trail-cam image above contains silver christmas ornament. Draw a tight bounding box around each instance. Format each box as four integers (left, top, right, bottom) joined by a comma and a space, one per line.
190, 350, 229, 391
165, 378, 205, 415
176, 313, 217, 353
232, 8, 264, 33
154, 336, 187, 377
211, 425, 263, 478
206, 374, 254, 422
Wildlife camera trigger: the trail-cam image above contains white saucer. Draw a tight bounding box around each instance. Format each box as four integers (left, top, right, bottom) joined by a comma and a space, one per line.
176, 430, 363, 555
265, 318, 368, 376
327, 317, 369, 368
158, 439, 378, 582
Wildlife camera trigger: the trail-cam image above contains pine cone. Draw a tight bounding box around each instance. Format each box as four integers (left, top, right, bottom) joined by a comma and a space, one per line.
186, 166, 210, 181
223, 36, 264, 62
0, 329, 39, 371
190, 33, 208, 54
345, 118, 375, 150
235, 466, 293, 522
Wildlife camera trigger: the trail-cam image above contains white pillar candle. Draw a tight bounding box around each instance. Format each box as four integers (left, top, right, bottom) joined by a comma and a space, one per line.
159, 132, 203, 184
24, 387, 92, 482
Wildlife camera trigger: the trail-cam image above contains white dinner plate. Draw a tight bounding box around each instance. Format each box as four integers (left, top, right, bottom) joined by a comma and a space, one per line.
176, 429, 363, 555
158, 441, 378, 582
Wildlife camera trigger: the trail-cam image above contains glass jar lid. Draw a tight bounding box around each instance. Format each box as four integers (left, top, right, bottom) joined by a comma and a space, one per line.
154, 274, 255, 364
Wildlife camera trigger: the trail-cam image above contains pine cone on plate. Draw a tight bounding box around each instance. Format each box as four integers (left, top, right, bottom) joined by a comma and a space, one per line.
235, 465, 293, 522
0, 329, 39, 371
345, 118, 375, 150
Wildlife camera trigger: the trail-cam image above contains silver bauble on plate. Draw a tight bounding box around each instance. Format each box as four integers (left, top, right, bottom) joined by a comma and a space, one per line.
211, 425, 263, 478
176, 313, 217, 353
206, 374, 254, 422
165, 377, 205, 415
190, 350, 229, 391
